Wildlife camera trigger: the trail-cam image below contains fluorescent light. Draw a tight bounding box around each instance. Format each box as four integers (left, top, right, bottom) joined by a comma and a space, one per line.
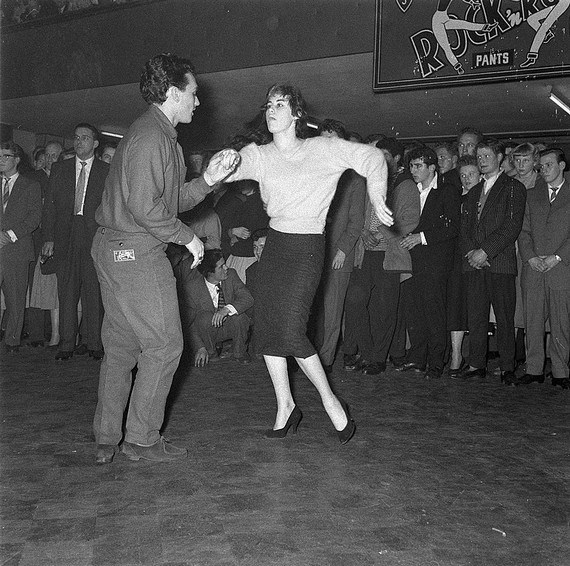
101, 130, 123, 139
549, 92, 570, 115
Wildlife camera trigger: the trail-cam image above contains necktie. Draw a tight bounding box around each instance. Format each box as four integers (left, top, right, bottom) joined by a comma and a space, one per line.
549, 187, 559, 204
217, 284, 226, 310
74, 161, 87, 215
2, 177, 10, 211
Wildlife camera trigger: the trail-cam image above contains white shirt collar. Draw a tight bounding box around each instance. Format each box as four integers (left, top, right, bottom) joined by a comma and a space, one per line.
417, 172, 438, 192
3, 171, 19, 185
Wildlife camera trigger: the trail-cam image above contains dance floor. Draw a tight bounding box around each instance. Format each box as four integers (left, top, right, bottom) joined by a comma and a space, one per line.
1, 344, 569, 565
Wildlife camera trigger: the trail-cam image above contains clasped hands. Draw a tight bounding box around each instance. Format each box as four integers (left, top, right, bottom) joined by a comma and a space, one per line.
465, 249, 490, 269
528, 255, 561, 273
203, 148, 240, 185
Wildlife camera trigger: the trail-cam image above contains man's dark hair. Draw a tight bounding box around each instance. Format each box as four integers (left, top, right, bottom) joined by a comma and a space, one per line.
317, 119, 348, 140
540, 147, 566, 165
364, 133, 386, 145
476, 138, 505, 158
458, 126, 483, 143
0, 141, 24, 171
376, 137, 404, 162
197, 249, 224, 278
140, 53, 196, 105
75, 123, 100, 142
252, 228, 269, 242
407, 146, 438, 169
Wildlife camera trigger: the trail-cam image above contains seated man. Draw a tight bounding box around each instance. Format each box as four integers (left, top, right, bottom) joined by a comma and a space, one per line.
179, 248, 253, 367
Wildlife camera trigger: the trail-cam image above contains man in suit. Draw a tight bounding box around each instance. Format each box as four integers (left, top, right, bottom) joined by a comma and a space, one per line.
344, 137, 418, 376
0, 142, 41, 352
42, 123, 109, 360
518, 148, 570, 388
312, 119, 365, 374
399, 147, 461, 379
461, 138, 526, 384
179, 249, 253, 367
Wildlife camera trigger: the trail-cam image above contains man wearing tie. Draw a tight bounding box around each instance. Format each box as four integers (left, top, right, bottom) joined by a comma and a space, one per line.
518, 148, 570, 388
461, 139, 527, 384
0, 142, 41, 352
179, 249, 253, 367
42, 123, 109, 360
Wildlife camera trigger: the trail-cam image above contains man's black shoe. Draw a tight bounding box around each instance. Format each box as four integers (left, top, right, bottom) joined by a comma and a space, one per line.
55, 350, 73, 361
500, 370, 517, 386
516, 373, 545, 386
550, 374, 570, 389
29, 340, 44, 348
394, 361, 426, 373
75, 344, 89, 356
424, 368, 442, 380
5, 345, 20, 354
461, 367, 487, 379
89, 349, 104, 361
343, 354, 361, 371
389, 356, 407, 370
361, 361, 386, 375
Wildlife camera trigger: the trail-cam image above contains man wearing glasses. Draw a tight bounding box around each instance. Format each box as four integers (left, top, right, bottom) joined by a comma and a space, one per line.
0, 142, 41, 353
42, 123, 109, 361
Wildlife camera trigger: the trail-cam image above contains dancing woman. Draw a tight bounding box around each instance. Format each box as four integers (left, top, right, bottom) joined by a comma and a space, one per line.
228, 84, 392, 443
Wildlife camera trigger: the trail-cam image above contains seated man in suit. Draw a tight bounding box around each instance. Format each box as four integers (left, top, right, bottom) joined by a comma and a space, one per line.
179, 249, 253, 367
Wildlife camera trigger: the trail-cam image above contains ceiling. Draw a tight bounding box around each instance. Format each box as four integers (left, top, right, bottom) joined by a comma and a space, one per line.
3, 52, 570, 149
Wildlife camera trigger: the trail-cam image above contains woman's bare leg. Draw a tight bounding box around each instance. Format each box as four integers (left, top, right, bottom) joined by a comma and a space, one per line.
295, 353, 348, 431
264, 355, 295, 430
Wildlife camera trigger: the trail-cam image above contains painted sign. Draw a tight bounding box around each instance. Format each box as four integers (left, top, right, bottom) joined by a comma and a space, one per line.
374, 0, 570, 92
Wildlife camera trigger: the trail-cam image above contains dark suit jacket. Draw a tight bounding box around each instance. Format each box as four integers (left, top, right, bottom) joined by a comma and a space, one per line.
324, 170, 365, 273
42, 158, 109, 269
178, 267, 254, 349
519, 178, 570, 290
409, 177, 461, 273
29, 169, 49, 256
0, 174, 41, 265
441, 167, 462, 194
461, 172, 526, 275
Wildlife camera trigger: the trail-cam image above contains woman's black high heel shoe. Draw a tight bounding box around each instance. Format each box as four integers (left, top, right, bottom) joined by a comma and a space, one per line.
264, 406, 302, 438
336, 397, 356, 445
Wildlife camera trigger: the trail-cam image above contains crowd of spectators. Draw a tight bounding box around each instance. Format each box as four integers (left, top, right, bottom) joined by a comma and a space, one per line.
1, 116, 569, 390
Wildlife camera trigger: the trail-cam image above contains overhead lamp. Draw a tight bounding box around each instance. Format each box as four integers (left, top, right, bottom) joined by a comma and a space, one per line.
101, 130, 124, 139
549, 91, 570, 116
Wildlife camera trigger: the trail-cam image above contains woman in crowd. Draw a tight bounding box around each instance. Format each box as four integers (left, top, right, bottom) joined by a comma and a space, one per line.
448, 154, 481, 377
228, 84, 391, 443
